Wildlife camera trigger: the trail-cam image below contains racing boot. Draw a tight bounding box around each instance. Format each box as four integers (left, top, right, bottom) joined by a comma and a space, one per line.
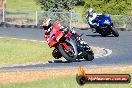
91, 28, 96, 33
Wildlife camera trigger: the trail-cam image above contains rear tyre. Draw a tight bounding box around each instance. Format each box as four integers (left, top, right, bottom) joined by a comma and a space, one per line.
58, 45, 76, 62
111, 27, 119, 37
101, 34, 107, 37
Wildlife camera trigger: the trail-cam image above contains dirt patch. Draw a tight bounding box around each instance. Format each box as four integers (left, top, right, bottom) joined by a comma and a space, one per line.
0, 65, 132, 84
85, 65, 132, 74
0, 69, 75, 84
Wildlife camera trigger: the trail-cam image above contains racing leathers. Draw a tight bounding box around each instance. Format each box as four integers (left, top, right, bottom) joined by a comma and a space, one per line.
87, 13, 102, 32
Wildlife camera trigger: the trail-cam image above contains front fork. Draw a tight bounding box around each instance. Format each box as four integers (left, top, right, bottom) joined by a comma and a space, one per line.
65, 38, 78, 57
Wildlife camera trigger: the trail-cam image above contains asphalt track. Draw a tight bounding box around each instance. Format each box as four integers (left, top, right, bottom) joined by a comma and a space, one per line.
0, 27, 132, 71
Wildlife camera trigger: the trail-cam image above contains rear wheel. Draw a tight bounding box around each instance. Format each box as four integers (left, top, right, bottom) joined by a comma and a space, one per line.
100, 29, 109, 37
58, 45, 76, 62
101, 33, 107, 37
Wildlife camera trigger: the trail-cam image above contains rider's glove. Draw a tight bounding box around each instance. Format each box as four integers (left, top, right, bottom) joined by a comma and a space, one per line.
92, 23, 99, 27
71, 30, 76, 35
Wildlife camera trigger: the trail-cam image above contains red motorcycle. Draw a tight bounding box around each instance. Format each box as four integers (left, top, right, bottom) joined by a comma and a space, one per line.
46, 25, 94, 62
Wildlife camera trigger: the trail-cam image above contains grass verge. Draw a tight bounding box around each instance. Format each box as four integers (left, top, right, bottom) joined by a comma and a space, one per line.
5, 76, 130, 88
0, 38, 53, 65
0, 65, 132, 88
7, 0, 41, 10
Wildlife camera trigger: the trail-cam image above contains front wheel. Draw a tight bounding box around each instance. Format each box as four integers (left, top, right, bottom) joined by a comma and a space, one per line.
84, 51, 94, 61
58, 45, 77, 62
111, 27, 119, 37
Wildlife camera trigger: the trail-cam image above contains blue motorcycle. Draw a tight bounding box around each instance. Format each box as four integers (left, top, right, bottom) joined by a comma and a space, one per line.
91, 14, 119, 37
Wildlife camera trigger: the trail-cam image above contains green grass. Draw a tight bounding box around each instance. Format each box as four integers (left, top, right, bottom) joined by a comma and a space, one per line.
7, 0, 41, 10
72, 6, 84, 13
7, 0, 84, 13
0, 75, 131, 88
0, 38, 53, 65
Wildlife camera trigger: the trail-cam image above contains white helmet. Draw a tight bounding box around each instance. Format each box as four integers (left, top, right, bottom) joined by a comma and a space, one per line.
43, 18, 52, 30
88, 8, 93, 16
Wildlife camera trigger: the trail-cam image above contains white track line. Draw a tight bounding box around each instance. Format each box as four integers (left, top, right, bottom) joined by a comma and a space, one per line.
102, 48, 112, 57
0, 37, 46, 43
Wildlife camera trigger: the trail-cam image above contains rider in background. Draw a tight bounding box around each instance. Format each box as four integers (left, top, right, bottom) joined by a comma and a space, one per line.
87, 8, 102, 33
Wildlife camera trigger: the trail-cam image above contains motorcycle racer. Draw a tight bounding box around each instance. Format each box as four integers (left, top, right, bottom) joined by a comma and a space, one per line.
87, 8, 102, 33
43, 18, 87, 46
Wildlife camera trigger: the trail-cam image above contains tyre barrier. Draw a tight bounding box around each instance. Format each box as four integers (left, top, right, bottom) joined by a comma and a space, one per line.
0, 22, 131, 31
0, 22, 43, 29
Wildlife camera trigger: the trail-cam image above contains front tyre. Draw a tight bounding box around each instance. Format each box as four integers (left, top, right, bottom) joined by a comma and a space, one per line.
58, 45, 76, 62
84, 51, 94, 61
111, 27, 119, 37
